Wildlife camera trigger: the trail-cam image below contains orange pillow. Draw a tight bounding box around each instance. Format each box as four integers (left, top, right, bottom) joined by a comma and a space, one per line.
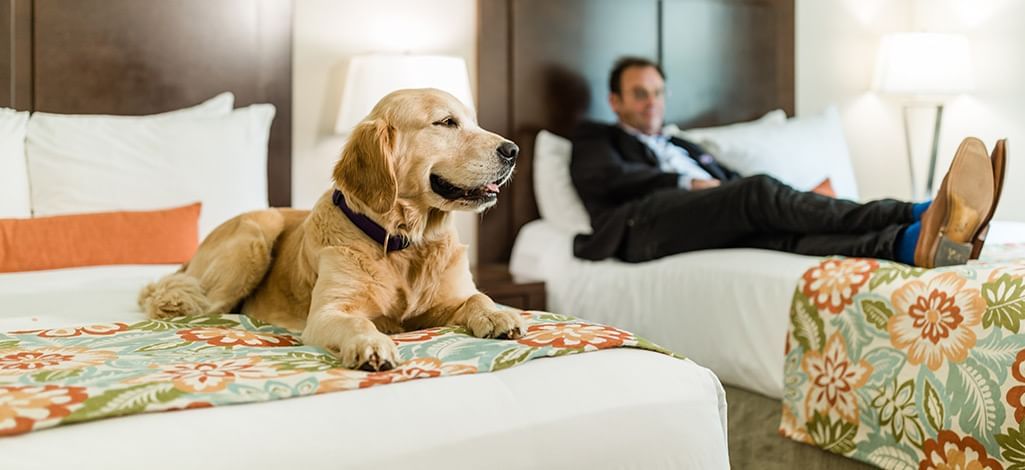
811, 178, 836, 197
0, 203, 200, 273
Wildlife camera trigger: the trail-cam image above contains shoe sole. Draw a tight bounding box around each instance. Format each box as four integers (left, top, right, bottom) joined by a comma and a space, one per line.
933, 138, 994, 267
969, 139, 1007, 259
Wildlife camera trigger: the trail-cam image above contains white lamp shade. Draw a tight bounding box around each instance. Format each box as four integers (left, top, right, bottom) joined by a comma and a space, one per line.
335, 54, 474, 134
873, 32, 974, 95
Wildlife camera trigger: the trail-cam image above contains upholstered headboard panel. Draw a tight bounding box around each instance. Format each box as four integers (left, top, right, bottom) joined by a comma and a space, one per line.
0, 0, 293, 206
477, 0, 794, 264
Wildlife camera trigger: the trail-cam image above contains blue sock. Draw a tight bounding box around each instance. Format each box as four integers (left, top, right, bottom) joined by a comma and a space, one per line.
895, 222, 921, 265
912, 201, 931, 220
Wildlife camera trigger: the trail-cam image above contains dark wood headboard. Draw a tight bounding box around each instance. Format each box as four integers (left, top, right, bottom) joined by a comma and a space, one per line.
0, 0, 293, 207
477, 0, 794, 264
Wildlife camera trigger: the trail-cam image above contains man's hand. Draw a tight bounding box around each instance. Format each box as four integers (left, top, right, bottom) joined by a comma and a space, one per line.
691, 178, 721, 190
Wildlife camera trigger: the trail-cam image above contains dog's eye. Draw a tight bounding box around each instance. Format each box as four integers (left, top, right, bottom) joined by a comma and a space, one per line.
433, 117, 459, 128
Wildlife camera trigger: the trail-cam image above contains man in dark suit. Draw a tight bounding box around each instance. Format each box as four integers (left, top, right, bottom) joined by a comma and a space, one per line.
570, 57, 1003, 267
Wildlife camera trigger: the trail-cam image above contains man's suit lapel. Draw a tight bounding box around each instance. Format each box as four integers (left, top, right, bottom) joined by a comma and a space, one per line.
613, 127, 659, 166
670, 136, 730, 181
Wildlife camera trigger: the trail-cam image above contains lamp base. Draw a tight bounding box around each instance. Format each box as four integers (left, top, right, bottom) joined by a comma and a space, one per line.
901, 103, 944, 201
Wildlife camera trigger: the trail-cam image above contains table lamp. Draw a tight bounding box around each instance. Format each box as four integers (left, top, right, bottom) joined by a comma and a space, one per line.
335, 54, 474, 135
873, 32, 974, 200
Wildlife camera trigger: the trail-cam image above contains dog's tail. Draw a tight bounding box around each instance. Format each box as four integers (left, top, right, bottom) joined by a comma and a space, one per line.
138, 272, 213, 319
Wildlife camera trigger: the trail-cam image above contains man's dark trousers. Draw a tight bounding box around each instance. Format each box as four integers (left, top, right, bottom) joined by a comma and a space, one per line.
617, 174, 916, 263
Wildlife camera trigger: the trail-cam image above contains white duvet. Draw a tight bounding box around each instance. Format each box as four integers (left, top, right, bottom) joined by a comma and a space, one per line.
0, 265, 729, 470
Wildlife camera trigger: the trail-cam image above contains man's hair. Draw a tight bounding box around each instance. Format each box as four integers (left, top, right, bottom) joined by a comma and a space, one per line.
608, 57, 664, 95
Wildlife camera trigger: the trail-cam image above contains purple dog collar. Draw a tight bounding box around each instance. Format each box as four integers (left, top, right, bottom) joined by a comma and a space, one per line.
332, 190, 410, 253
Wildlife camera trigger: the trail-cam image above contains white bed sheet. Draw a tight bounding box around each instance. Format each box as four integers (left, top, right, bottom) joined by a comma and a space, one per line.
510, 219, 1025, 400
511, 220, 814, 400
0, 265, 729, 470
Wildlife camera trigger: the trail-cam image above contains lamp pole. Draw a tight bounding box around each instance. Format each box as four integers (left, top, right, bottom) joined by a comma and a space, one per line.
901, 102, 945, 201
874, 32, 973, 201
926, 103, 944, 197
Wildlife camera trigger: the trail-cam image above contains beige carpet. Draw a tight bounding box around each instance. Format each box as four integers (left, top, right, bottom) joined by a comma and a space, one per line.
725, 385, 876, 469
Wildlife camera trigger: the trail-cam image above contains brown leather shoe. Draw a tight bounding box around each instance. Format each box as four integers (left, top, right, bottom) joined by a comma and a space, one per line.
914, 137, 995, 268
969, 138, 1007, 259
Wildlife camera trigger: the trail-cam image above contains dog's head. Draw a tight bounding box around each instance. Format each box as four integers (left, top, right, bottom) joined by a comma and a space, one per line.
333, 88, 517, 217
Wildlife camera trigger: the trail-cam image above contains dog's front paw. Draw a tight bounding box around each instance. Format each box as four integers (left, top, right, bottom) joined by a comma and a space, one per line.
464, 308, 526, 340
332, 333, 400, 371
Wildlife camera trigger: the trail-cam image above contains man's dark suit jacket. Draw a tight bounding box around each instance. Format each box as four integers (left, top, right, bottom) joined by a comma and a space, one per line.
569, 121, 739, 260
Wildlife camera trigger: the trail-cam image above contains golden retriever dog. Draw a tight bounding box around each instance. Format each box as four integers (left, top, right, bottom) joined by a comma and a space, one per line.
139, 88, 523, 371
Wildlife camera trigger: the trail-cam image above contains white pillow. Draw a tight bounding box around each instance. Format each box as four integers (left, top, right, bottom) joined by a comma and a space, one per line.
663, 108, 786, 138
534, 110, 786, 235
0, 108, 30, 218
36, 92, 235, 120
534, 130, 593, 235
674, 106, 859, 200
161, 92, 235, 118
531, 109, 827, 235
27, 103, 274, 237
1, 92, 233, 221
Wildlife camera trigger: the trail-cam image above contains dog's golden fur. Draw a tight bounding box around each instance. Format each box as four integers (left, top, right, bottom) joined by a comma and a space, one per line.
139, 89, 523, 371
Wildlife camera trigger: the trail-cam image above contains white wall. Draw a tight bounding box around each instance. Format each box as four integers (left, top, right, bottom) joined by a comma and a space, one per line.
798, 0, 1025, 221
292, 0, 480, 262
796, 0, 914, 201
295, 0, 1025, 258
911, 0, 1025, 221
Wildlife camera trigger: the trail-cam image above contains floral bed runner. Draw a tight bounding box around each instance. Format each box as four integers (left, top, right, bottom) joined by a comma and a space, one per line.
781, 255, 1025, 469
0, 311, 675, 437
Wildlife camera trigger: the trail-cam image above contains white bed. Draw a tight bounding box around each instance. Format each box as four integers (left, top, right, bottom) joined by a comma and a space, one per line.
0, 265, 729, 470
510, 218, 1025, 400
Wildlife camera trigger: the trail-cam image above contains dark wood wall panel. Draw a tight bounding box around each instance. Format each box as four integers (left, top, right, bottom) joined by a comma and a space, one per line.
478, 0, 510, 147
662, 0, 794, 127
479, 0, 659, 265
0, 1, 11, 108
512, 0, 659, 132
2, 0, 292, 207
0, 0, 33, 109
33, 0, 292, 207
477, 0, 513, 265
478, 0, 794, 265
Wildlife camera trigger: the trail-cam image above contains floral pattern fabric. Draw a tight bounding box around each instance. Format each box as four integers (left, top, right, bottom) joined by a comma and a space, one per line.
782, 254, 1025, 469
0, 311, 676, 437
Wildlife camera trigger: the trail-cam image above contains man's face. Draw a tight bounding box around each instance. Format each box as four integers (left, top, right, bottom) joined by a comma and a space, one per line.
609, 65, 665, 135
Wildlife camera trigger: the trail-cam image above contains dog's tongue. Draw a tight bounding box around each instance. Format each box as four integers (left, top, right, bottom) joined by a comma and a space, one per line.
485, 183, 501, 194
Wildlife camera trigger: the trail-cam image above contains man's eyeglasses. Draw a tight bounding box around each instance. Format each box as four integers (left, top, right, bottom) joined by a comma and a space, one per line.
629, 88, 667, 101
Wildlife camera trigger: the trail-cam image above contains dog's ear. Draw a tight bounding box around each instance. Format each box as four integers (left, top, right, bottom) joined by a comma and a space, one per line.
334, 119, 398, 214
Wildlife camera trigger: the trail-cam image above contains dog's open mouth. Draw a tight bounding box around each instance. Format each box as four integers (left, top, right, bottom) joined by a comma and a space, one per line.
430, 174, 504, 202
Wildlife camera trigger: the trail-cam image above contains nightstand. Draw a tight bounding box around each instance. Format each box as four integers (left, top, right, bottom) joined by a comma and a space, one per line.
473, 264, 546, 311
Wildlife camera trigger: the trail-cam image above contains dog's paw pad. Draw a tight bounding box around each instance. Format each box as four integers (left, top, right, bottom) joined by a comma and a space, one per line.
467, 309, 526, 340
335, 334, 400, 371
357, 357, 395, 372
494, 327, 524, 340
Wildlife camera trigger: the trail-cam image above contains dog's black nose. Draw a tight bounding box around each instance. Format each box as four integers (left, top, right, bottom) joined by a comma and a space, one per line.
497, 142, 519, 162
